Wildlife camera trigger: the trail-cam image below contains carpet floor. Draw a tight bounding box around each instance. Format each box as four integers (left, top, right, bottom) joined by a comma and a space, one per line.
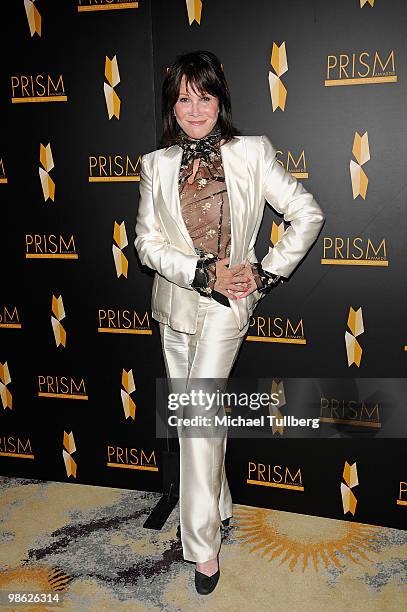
0, 476, 406, 611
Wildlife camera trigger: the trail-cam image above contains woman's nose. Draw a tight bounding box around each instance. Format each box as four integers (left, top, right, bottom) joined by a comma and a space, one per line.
188, 101, 201, 116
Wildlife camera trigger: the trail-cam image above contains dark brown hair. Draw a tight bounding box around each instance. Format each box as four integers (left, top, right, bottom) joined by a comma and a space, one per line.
160, 50, 240, 148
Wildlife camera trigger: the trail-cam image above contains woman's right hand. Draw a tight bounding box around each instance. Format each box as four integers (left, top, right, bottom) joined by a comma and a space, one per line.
213, 257, 251, 299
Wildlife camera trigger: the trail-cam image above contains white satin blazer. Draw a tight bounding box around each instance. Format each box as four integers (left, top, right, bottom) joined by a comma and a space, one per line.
135, 135, 325, 334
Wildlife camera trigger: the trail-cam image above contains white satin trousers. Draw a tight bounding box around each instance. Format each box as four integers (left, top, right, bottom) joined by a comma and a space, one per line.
159, 295, 249, 563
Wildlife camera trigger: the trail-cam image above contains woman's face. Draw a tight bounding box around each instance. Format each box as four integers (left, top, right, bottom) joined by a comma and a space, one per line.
173, 74, 219, 139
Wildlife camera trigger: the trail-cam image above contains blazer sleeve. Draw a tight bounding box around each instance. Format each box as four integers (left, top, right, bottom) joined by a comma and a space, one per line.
259, 135, 325, 279
134, 154, 200, 289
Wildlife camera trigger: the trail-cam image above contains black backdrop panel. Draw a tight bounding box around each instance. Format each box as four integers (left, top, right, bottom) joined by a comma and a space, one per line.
1, 1, 406, 530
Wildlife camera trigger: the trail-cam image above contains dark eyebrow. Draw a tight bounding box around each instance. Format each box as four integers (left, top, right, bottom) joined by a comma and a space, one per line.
179, 91, 211, 97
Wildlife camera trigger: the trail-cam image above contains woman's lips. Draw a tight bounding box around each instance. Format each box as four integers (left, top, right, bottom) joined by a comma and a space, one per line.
188, 120, 206, 125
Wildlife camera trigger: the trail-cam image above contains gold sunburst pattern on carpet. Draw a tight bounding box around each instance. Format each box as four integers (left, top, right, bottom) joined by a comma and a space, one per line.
233, 507, 382, 573
0, 564, 72, 609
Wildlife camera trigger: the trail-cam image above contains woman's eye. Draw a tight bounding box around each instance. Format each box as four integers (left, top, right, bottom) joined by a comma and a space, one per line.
202, 96, 211, 102
179, 97, 190, 103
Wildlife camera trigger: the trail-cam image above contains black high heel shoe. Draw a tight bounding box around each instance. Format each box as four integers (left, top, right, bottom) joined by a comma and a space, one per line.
176, 517, 230, 540
195, 553, 220, 595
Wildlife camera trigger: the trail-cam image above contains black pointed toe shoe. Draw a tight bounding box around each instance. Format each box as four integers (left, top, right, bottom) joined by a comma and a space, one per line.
194, 555, 220, 595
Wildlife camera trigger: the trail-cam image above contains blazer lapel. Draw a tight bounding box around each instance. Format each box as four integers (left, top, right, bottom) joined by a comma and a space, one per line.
158, 145, 194, 252
158, 136, 249, 263
220, 137, 248, 265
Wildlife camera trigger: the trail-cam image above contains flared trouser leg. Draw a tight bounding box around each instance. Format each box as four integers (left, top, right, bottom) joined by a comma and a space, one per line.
159, 295, 249, 563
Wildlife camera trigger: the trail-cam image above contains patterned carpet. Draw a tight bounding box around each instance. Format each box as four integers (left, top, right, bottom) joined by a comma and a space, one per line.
0, 476, 406, 611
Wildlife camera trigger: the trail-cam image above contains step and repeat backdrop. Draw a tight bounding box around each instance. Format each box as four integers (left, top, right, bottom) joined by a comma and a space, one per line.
1, 0, 406, 530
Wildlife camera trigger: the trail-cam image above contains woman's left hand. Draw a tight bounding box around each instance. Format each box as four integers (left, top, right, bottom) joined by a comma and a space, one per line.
230, 262, 258, 299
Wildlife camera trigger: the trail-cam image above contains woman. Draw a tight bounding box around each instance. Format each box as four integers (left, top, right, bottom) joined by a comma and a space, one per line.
135, 50, 325, 594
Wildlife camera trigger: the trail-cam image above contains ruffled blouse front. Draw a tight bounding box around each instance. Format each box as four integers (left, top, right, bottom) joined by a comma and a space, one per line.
178, 130, 230, 261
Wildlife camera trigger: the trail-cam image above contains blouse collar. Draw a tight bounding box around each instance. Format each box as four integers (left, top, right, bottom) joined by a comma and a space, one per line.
178, 122, 222, 166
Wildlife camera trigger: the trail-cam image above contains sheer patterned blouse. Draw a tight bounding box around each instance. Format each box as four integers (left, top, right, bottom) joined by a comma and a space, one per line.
176, 125, 279, 305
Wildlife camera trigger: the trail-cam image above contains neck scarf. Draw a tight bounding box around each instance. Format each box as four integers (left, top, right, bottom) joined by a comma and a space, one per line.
178, 123, 222, 168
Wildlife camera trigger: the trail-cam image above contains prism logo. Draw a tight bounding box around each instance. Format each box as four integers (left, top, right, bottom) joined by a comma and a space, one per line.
39, 143, 55, 202
10, 73, 66, 103
341, 461, 358, 515
325, 50, 397, 86
63, 431, 77, 478
268, 42, 288, 111
77, 0, 139, 11
113, 222, 129, 278
24, 0, 41, 37
350, 131, 370, 199
104, 56, 121, 120
345, 307, 364, 367
186, 0, 202, 25
121, 369, 137, 420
